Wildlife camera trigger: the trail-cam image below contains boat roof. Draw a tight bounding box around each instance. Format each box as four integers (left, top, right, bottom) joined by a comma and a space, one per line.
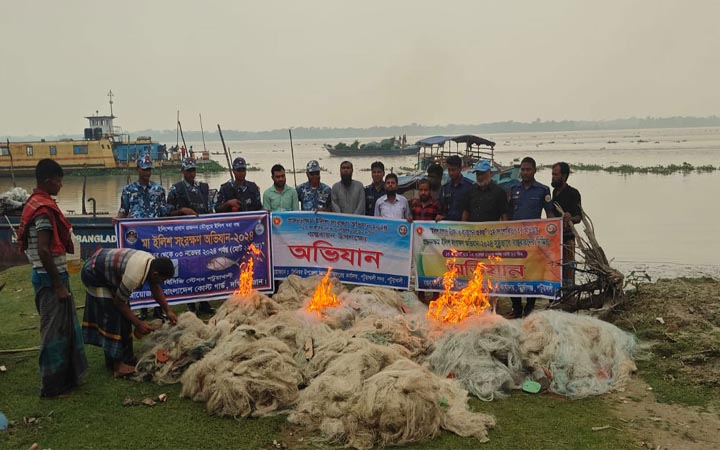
417, 134, 495, 148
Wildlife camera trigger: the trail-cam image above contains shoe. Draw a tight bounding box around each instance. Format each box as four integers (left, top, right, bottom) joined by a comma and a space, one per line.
137, 308, 149, 321
505, 310, 523, 320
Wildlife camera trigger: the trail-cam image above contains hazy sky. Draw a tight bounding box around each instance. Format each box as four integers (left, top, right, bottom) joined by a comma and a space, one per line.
2, 0, 719, 136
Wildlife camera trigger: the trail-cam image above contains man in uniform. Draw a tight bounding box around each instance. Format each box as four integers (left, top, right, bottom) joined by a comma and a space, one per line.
167, 157, 215, 314
508, 156, 553, 318
216, 157, 262, 213
364, 161, 385, 216
331, 160, 365, 215
551, 162, 583, 287
296, 160, 332, 212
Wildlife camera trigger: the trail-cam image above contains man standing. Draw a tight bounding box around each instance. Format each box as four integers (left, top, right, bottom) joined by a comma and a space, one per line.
331, 160, 365, 215
81, 249, 177, 378
117, 154, 175, 321
461, 160, 509, 222
263, 164, 299, 212
296, 160, 332, 212
374, 173, 411, 220
364, 161, 385, 216
411, 179, 442, 221
167, 158, 213, 216
167, 157, 214, 315
551, 162, 583, 287
508, 156, 553, 318
426, 163, 444, 202
216, 157, 263, 213
435, 155, 473, 222
17, 159, 88, 398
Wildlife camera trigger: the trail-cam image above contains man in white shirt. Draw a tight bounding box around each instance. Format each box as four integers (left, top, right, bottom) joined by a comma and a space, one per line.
374, 173, 412, 221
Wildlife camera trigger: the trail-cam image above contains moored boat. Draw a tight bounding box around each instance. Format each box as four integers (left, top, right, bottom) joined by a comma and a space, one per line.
324, 137, 420, 157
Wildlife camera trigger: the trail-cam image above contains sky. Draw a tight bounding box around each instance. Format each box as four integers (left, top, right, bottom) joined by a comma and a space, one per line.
1, 0, 719, 136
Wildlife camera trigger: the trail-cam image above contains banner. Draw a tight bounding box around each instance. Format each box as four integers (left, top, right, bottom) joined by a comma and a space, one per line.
116, 212, 272, 308
271, 212, 412, 289
413, 218, 563, 298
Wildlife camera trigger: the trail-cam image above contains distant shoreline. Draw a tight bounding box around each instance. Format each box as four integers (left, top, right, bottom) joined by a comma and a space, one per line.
4, 117, 720, 143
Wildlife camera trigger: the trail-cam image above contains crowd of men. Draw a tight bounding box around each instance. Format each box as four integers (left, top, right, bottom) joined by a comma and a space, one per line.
18, 152, 582, 397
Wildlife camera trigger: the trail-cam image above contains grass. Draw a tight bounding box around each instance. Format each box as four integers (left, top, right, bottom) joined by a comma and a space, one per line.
4, 266, 709, 450
541, 162, 718, 175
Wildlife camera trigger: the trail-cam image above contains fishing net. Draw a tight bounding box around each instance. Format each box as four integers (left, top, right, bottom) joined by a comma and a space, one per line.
519, 310, 637, 398
134, 312, 232, 384
272, 274, 346, 310
347, 359, 495, 449
427, 313, 523, 401
180, 326, 303, 417
0, 187, 29, 214
348, 315, 433, 360
210, 291, 282, 326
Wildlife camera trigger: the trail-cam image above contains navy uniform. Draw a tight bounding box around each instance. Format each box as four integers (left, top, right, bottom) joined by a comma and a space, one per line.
216, 157, 262, 212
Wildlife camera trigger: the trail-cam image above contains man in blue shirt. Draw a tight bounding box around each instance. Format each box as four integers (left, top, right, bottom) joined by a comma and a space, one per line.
364, 161, 385, 216
436, 155, 473, 222
508, 156, 553, 318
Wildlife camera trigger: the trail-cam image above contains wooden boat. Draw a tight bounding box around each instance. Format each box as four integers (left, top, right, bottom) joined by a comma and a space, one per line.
324, 137, 420, 157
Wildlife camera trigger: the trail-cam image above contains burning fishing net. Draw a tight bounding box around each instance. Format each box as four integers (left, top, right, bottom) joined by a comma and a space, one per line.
271, 273, 346, 310
427, 314, 523, 401
519, 310, 637, 398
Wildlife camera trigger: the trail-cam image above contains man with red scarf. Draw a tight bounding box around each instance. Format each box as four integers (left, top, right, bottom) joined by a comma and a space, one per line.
18, 159, 88, 398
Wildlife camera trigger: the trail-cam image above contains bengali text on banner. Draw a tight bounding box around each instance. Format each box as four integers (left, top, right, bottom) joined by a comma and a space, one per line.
116, 212, 273, 308
271, 211, 412, 289
412, 218, 563, 298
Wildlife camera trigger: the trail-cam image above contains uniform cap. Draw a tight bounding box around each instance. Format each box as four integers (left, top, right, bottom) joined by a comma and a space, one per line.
137, 154, 154, 169
181, 158, 197, 170
472, 159, 493, 173
232, 157, 247, 170
306, 160, 321, 172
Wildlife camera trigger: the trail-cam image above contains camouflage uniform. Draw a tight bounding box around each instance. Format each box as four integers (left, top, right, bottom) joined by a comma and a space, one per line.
296, 182, 332, 211
118, 181, 173, 218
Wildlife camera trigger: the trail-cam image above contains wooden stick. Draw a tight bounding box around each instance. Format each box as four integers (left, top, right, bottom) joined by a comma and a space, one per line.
6, 138, 16, 187
0, 346, 40, 354
289, 129, 297, 186
217, 125, 234, 179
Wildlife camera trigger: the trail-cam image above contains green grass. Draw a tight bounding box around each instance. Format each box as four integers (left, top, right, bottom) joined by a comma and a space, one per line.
541, 162, 718, 175
0, 265, 642, 449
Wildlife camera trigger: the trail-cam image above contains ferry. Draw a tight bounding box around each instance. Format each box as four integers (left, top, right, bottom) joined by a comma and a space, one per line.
0, 91, 208, 176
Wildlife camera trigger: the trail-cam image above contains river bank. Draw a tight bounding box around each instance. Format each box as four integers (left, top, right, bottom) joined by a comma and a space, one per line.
1, 265, 718, 449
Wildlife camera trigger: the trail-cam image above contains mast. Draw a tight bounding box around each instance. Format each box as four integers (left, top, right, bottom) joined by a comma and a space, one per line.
107, 89, 114, 118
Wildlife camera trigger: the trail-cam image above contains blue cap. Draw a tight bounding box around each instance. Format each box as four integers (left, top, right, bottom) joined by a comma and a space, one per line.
137, 154, 153, 169
306, 160, 321, 172
181, 158, 197, 170
472, 159, 493, 173
232, 157, 247, 170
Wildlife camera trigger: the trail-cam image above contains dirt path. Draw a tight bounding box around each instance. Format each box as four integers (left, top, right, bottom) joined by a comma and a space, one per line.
607, 377, 720, 450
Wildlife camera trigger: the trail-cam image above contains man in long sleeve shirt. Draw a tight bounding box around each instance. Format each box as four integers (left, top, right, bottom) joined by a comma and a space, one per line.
331, 160, 365, 215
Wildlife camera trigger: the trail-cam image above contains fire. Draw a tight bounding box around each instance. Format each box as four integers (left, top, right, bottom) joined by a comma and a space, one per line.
235, 244, 263, 297
307, 268, 340, 317
427, 253, 501, 325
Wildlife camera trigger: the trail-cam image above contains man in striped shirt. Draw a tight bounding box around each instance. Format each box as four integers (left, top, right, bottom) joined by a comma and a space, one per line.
17, 159, 88, 398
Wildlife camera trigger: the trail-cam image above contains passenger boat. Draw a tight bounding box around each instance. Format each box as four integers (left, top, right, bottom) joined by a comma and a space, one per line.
398, 134, 520, 194
323, 137, 420, 157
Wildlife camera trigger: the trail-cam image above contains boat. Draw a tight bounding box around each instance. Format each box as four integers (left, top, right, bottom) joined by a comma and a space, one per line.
397, 134, 520, 194
0, 91, 170, 176
323, 137, 420, 157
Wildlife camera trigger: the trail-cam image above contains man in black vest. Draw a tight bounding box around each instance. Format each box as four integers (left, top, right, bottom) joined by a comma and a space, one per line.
167, 158, 215, 314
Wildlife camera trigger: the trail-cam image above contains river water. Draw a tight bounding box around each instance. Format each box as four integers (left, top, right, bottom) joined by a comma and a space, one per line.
2, 127, 719, 280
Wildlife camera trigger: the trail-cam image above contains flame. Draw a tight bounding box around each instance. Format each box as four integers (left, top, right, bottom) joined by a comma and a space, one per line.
307, 268, 340, 317
234, 244, 263, 297
427, 252, 501, 325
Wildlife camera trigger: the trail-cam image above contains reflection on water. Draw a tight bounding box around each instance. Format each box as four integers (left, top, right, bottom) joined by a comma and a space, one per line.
2, 127, 718, 279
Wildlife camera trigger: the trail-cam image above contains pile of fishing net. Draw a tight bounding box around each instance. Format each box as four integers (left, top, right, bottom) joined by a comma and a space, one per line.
288, 343, 494, 450
0, 187, 29, 214
426, 310, 637, 400
133, 278, 638, 447
519, 310, 637, 398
